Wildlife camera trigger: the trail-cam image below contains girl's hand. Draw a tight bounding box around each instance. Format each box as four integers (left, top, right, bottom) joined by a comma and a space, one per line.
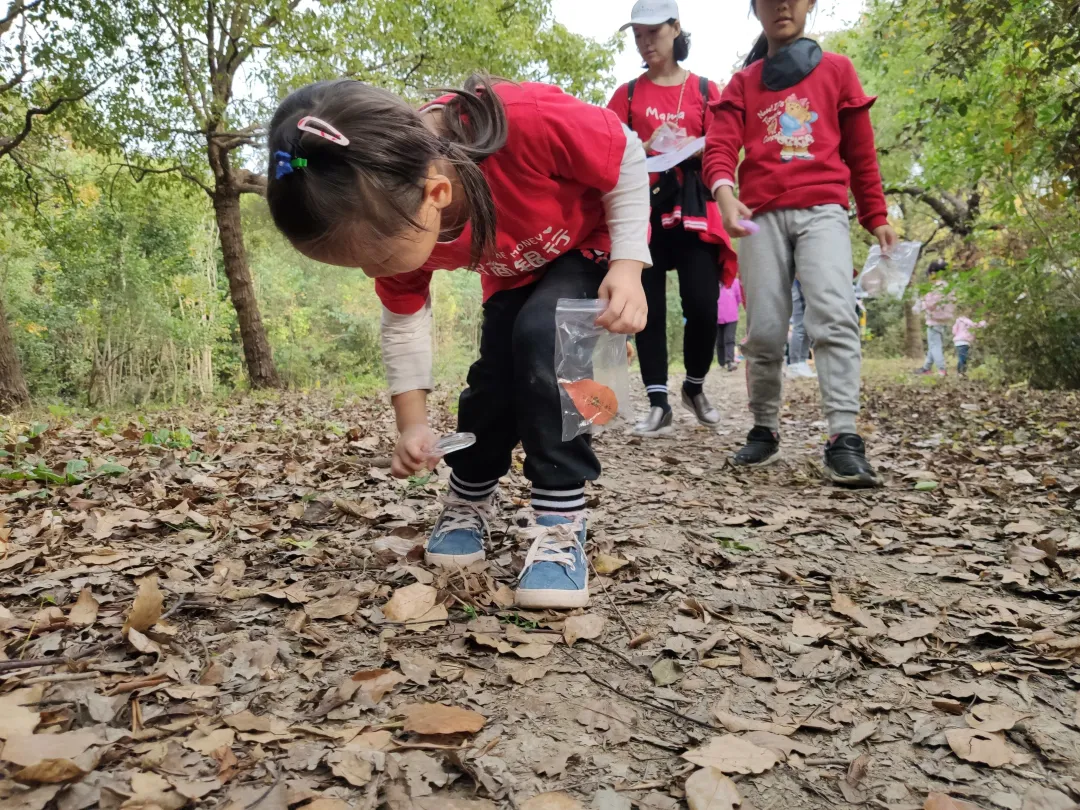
596, 260, 648, 334
874, 224, 899, 252
392, 423, 439, 479
716, 187, 754, 238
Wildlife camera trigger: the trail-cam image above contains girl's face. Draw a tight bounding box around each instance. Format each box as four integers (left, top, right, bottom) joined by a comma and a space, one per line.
633, 21, 680, 68
297, 169, 452, 277
754, 0, 814, 46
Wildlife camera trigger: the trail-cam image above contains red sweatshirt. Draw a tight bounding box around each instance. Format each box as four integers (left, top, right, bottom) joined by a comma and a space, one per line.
376, 82, 626, 315
702, 52, 888, 233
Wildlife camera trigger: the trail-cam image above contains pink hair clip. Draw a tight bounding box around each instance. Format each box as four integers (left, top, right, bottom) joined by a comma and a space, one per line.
297, 116, 350, 147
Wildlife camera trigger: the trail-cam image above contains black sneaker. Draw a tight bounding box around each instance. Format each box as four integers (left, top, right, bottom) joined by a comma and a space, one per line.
732, 426, 781, 467
823, 434, 882, 488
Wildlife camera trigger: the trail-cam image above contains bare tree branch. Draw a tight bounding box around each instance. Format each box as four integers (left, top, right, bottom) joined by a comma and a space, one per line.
108, 160, 214, 197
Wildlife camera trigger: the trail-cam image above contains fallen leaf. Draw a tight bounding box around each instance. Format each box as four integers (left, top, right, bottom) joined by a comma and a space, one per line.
402, 703, 487, 735
945, 729, 1029, 768
127, 627, 164, 656
592, 788, 632, 810
700, 656, 741, 669
392, 651, 437, 686
739, 645, 774, 679
130, 770, 186, 810
327, 751, 373, 787
966, 703, 1028, 733
592, 554, 629, 575
563, 614, 606, 646
924, 794, 984, 810
383, 582, 438, 621
349, 669, 407, 704
650, 658, 682, 686
888, 615, 940, 642
831, 593, 886, 635
685, 767, 741, 810
522, 793, 584, 810
0, 730, 102, 767
1021, 786, 1076, 810
850, 720, 879, 746
712, 708, 796, 736
13, 758, 90, 785
682, 734, 779, 774
0, 689, 41, 739
67, 587, 99, 627
915, 480, 938, 491
792, 613, 833, 639
183, 728, 236, 756
122, 576, 163, 635
305, 594, 359, 620
511, 642, 554, 659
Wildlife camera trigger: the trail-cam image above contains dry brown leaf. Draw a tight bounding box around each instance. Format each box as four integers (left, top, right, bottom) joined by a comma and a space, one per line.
402, 703, 487, 735
924, 793, 984, 810
0, 730, 102, 767
682, 734, 779, 774
67, 587, 99, 627
739, 645, 774, 679
945, 729, 1029, 768
350, 668, 407, 704
327, 751, 373, 787
792, 613, 833, 639
592, 554, 629, 575
850, 720, 879, 746
966, 704, 1028, 733
392, 651, 437, 686
305, 594, 359, 620
127, 627, 163, 656
168, 777, 222, 800
0, 689, 41, 739
511, 642, 554, 659
130, 770, 186, 810
563, 614, 607, 646
383, 583, 438, 622
123, 576, 163, 635
712, 708, 796, 736
521, 792, 585, 810
887, 615, 941, 642
1021, 786, 1076, 810
700, 656, 741, 669
183, 728, 236, 756
12, 758, 89, 785
831, 593, 886, 635
685, 768, 740, 810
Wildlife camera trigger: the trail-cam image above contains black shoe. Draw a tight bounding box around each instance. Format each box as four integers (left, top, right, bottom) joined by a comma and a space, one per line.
823, 434, 882, 488
732, 426, 780, 467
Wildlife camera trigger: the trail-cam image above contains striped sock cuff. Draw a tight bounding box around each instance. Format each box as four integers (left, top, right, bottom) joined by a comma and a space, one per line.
645, 385, 669, 394
684, 375, 706, 384
449, 474, 499, 501
531, 486, 586, 512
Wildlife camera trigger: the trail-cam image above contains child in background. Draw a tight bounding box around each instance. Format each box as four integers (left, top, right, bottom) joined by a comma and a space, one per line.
704, 0, 898, 488
716, 277, 743, 371
915, 259, 955, 376
265, 76, 650, 609
786, 279, 815, 379
952, 315, 986, 375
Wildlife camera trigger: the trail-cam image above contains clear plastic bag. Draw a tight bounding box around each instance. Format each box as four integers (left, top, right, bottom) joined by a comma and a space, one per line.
649, 120, 690, 154
555, 299, 632, 441
855, 241, 922, 299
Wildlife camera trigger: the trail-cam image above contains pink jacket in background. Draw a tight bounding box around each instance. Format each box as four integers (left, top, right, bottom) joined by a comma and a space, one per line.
953, 316, 986, 346
919, 281, 956, 326
718, 278, 743, 324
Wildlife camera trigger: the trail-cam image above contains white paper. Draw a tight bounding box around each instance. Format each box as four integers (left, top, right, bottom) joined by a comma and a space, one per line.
644, 137, 706, 173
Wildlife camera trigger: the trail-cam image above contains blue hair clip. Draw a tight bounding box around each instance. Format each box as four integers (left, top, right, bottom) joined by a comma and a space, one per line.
274, 150, 308, 180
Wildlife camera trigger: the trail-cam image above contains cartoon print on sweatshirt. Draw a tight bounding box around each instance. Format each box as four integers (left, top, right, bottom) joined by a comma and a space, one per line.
759, 93, 819, 162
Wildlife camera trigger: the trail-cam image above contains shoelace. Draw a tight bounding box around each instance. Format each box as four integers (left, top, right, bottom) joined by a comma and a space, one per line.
438, 495, 493, 538
516, 522, 583, 579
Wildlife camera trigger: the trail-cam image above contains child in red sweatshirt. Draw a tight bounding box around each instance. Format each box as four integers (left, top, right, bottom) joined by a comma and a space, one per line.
703, 0, 898, 488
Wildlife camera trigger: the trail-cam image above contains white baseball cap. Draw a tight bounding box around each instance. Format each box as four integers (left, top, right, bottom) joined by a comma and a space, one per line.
620, 0, 680, 31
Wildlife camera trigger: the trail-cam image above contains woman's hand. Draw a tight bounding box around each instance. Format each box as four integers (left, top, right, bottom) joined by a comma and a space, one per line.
873, 224, 899, 253
716, 186, 754, 238
392, 423, 439, 479
596, 260, 648, 334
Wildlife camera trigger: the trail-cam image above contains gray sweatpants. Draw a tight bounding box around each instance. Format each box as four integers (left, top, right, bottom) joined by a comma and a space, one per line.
739, 205, 861, 436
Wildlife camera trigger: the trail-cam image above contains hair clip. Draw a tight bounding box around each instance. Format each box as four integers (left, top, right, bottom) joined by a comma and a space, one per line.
297, 116, 350, 147
273, 151, 308, 180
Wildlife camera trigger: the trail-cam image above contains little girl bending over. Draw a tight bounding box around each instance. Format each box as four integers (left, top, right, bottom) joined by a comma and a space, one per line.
704, 0, 898, 487
266, 76, 650, 609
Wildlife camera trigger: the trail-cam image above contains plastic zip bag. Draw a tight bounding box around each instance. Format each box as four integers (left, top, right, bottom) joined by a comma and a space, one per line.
555, 299, 632, 441
855, 240, 922, 299
649, 120, 690, 154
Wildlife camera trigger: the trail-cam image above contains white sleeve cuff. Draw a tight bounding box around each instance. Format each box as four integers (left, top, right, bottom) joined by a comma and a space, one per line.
381, 300, 433, 396
602, 124, 653, 267
711, 179, 736, 196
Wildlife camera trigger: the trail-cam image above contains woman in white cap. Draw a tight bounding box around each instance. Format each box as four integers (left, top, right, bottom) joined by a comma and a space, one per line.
608, 0, 737, 438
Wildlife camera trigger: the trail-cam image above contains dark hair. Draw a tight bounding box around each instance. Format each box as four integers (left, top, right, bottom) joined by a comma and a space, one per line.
744, 1, 767, 67
671, 19, 691, 62
266, 74, 508, 269
927, 259, 948, 275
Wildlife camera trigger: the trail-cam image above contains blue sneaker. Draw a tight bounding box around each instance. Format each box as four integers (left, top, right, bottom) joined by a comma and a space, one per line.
515, 514, 589, 609
425, 494, 493, 567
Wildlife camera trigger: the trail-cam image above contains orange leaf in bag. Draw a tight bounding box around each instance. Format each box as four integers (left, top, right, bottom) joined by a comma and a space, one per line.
561, 379, 618, 425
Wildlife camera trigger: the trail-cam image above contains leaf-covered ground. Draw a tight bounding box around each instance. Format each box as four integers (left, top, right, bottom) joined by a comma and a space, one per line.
2, 372, 1079, 810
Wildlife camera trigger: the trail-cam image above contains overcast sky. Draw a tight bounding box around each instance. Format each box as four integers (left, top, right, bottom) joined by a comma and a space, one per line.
551, 0, 867, 89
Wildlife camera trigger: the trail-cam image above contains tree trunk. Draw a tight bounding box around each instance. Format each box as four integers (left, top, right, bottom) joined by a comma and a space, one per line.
0, 294, 30, 412
904, 296, 924, 359
211, 190, 280, 388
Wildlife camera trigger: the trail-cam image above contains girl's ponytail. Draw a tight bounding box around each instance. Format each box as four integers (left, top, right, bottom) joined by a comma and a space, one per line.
744, 33, 769, 67
435, 73, 509, 268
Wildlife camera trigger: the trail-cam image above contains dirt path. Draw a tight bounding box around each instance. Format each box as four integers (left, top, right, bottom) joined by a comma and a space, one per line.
1, 373, 1078, 810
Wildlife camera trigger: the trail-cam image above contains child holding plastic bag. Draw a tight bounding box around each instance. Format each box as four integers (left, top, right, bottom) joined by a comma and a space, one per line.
265, 77, 650, 609
704, 0, 897, 487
